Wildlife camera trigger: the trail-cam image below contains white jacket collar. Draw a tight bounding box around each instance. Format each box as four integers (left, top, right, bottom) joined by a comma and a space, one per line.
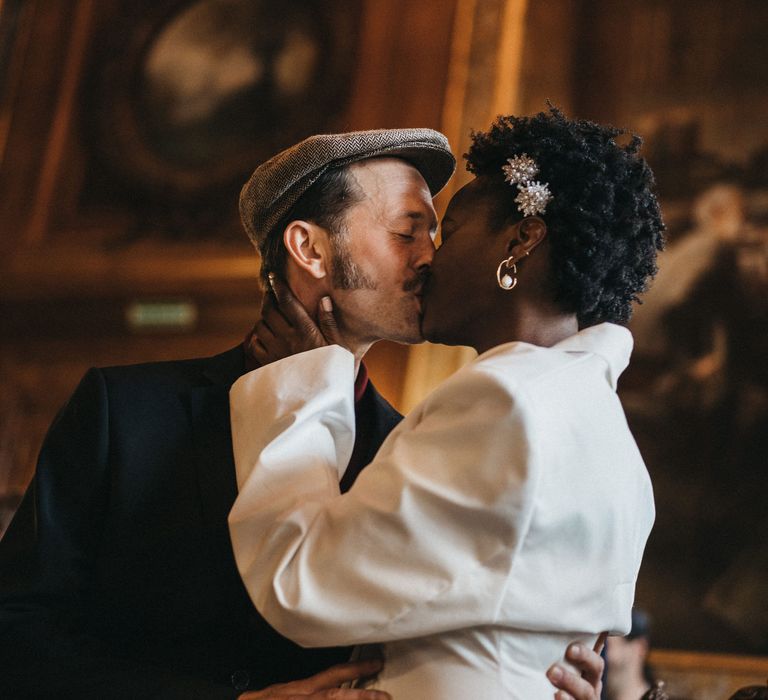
553, 322, 633, 389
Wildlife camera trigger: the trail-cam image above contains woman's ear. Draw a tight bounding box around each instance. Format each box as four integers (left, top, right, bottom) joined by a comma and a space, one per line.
283, 221, 330, 280
506, 216, 547, 257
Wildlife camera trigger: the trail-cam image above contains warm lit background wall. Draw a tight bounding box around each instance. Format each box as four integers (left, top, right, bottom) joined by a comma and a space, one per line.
1, 1, 766, 697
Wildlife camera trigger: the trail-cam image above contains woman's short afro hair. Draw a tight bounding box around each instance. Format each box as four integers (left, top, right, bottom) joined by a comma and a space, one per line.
466, 106, 665, 327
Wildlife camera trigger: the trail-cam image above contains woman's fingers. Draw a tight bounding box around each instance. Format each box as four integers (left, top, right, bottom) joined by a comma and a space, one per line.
269, 275, 328, 349
252, 320, 289, 363
270, 275, 316, 329
318, 297, 343, 346
547, 665, 594, 700
294, 659, 384, 691
238, 659, 388, 699
241, 688, 390, 699
260, 291, 294, 338
302, 691, 391, 700
547, 641, 605, 700
569, 640, 605, 688
277, 691, 390, 700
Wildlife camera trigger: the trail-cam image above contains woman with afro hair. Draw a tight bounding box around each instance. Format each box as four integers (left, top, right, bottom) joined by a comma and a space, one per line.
229, 107, 665, 699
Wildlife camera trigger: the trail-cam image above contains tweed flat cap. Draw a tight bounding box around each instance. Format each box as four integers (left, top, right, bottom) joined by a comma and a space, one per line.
239, 128, 456, 246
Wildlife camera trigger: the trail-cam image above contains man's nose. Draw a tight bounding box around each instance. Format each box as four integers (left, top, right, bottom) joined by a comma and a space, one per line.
413, 233, 436, 269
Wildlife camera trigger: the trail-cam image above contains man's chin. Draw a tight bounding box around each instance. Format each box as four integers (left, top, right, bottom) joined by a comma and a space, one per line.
381, 319, 424, 346
399, 330, 425, 346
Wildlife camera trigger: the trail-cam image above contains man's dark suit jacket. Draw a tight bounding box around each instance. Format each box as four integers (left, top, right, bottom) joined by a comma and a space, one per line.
0, 346, 402, 699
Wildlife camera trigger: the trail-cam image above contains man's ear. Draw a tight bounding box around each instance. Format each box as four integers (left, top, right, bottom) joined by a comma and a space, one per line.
506, 216, 547, 258
283, 220, 330, 279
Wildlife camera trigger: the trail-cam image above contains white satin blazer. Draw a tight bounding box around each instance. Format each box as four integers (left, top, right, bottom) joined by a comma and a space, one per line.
228, 323, 655, 699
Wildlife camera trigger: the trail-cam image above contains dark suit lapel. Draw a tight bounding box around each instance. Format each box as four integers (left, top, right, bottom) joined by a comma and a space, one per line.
340, 382, 404, 492
188, 346, 247, 529
363, 383, 404, 463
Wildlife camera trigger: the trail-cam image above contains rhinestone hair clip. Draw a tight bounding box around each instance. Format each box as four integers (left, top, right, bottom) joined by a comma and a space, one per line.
502, 153, 553, 217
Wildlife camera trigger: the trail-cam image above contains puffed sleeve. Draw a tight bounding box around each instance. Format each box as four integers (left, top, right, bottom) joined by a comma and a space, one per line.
228, 345, 539, 648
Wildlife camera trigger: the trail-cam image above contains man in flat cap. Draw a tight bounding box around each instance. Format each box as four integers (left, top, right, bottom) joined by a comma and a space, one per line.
0, 129, 603, 700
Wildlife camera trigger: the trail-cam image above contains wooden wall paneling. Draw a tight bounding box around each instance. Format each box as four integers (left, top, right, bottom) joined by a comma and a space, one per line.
23, 0, 94, 247
517, 0, 578, 116
0, 0, 79, 255
437, 0, 530, 201
0, 0, 35, 172
345, 0, 459, 131
568, 0, 659, 126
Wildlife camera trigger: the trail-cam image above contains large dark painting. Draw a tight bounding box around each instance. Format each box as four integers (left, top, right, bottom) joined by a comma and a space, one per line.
626, 180, 768, 655
564, 0, 768, 656
82, 0, 360, 238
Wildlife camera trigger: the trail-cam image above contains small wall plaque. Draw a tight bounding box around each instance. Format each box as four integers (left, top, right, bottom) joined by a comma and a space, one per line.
125, 300, 198, 332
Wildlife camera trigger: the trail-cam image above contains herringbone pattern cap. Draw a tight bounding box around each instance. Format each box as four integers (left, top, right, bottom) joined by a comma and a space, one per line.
239, 128, 456, 246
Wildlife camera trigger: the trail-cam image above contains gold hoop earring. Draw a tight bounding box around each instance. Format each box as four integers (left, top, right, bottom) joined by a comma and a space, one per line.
496, 256, 518, 290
